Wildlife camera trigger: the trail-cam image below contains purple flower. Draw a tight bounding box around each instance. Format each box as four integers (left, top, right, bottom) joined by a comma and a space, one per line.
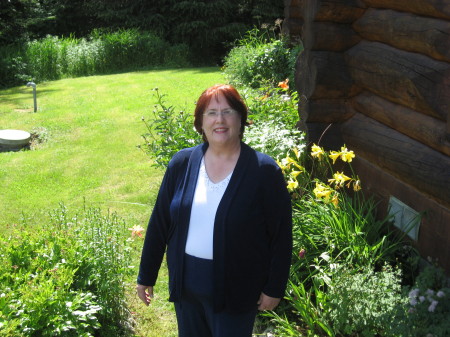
436, 290, 445, 298
409, 288, 419, 298
428, 300, 438, 312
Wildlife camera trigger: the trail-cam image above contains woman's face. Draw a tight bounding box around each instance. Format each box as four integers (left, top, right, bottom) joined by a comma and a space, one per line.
201, 93, 241, 147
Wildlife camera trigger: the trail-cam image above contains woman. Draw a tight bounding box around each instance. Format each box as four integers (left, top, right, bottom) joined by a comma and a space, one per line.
137, 84, 292, 337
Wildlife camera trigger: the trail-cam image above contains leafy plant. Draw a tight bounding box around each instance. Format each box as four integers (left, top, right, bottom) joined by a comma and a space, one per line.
140, 88, 201, 168
264, 143, 413, 336
387, 264, 450, 337
324, 264, 405, 337
0, 204, 134, 336
243, 82, 305, 160
223, 28, 302, 89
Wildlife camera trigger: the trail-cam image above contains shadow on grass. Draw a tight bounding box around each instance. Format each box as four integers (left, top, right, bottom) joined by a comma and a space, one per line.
0, 86, 61, 112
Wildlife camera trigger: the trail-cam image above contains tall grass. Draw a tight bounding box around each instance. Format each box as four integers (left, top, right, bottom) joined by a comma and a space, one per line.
0, 29, 192, 87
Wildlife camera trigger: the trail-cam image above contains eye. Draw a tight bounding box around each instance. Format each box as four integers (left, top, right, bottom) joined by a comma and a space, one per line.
205, 110, 218, 117
222, 109, 233, 116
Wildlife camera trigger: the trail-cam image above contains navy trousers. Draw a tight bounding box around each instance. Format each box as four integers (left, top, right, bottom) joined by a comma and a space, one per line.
174, 254, 257, 337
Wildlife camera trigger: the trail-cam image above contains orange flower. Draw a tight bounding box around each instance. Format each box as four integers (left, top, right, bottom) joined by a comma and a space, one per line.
128, 225, 145, 238
278, 79, 289, 90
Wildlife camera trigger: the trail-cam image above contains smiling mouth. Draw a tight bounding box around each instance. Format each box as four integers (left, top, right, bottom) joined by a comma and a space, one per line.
214, 128, 228, 132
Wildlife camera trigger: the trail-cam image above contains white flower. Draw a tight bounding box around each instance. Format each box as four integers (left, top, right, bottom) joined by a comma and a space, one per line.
426, 289, 435, 296
419, 296, 425, 302
436, 290, 445, 298
409, 298, 418, 306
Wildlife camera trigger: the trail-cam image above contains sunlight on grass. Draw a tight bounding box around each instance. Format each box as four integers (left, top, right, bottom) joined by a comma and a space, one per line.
0, 67, 224, 227
0, 67, 224, 336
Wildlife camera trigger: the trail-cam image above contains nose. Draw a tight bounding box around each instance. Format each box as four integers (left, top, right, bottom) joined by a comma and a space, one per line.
215, 112, 225, 122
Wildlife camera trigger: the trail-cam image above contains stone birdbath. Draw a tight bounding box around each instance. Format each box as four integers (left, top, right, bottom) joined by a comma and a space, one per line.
0, 129, 31, 152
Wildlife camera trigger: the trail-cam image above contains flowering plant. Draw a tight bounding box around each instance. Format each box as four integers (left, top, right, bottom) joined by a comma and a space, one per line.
388, 264, 450, 337
278, 143, 361, 205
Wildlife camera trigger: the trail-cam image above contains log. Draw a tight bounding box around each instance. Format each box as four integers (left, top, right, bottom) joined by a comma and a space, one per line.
306, 98, 356, 123
314, 0, 366, 23
345, 41, 450, 121
311, 22, 361, 51
341, 113, 450, 206
353, 8, 450, 62
296, 50, 360, 99
305, 122, 345, 151
291, 0, 366, 23
284, 0, 304, 19
282, 18, 304, 39
353, 91, 450, 156
362, 0, 450, 20
352, 156, 450, 275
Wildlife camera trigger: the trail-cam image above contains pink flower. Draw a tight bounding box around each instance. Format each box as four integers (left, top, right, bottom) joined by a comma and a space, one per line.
299, 249, 306, 258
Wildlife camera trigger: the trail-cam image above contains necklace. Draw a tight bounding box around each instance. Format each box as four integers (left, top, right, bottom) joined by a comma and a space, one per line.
200, 158, 232, 192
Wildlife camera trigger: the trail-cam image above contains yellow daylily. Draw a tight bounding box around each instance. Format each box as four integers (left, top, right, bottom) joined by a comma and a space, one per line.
293, 146, 301, 159
313, 182, 333, 202
340, 146, 355, 162
276, 159, 285, 170
282, 155, 303, 170
311, 144, 325, 159
329, 151, 341, 164
290, 170, 302, 179
287, 179, 299, 191
328, 171, 351, 188
331, 193, 339, 207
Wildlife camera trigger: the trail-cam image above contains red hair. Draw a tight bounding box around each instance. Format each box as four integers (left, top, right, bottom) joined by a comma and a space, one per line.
194, 84, 248, 142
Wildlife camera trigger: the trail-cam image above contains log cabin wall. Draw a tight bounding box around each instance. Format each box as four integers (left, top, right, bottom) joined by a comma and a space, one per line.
283, 0, 450, 273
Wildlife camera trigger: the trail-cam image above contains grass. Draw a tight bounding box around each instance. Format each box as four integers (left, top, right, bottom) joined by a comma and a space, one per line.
0, 67, 224, 336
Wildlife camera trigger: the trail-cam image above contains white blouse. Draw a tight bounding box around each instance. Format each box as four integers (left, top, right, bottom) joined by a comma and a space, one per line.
185, 157, 233, 260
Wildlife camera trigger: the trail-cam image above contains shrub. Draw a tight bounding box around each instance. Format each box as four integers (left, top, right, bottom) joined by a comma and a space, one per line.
223, 28, 302, 89
0, 45, 30, 87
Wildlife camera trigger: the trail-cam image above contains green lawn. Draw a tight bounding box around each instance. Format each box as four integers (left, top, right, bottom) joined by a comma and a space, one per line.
0, 68, 223, 227
0, 67, 224, 336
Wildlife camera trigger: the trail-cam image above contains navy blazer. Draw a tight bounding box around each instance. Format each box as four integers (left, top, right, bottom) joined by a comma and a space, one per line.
138, 142, 292, 313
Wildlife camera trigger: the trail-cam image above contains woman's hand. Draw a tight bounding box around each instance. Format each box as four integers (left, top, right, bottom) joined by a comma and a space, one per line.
136, 284, 154, 306
257, 292, 281, 311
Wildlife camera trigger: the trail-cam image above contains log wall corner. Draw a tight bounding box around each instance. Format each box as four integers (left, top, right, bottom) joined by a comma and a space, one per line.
284, 0, 450, 274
